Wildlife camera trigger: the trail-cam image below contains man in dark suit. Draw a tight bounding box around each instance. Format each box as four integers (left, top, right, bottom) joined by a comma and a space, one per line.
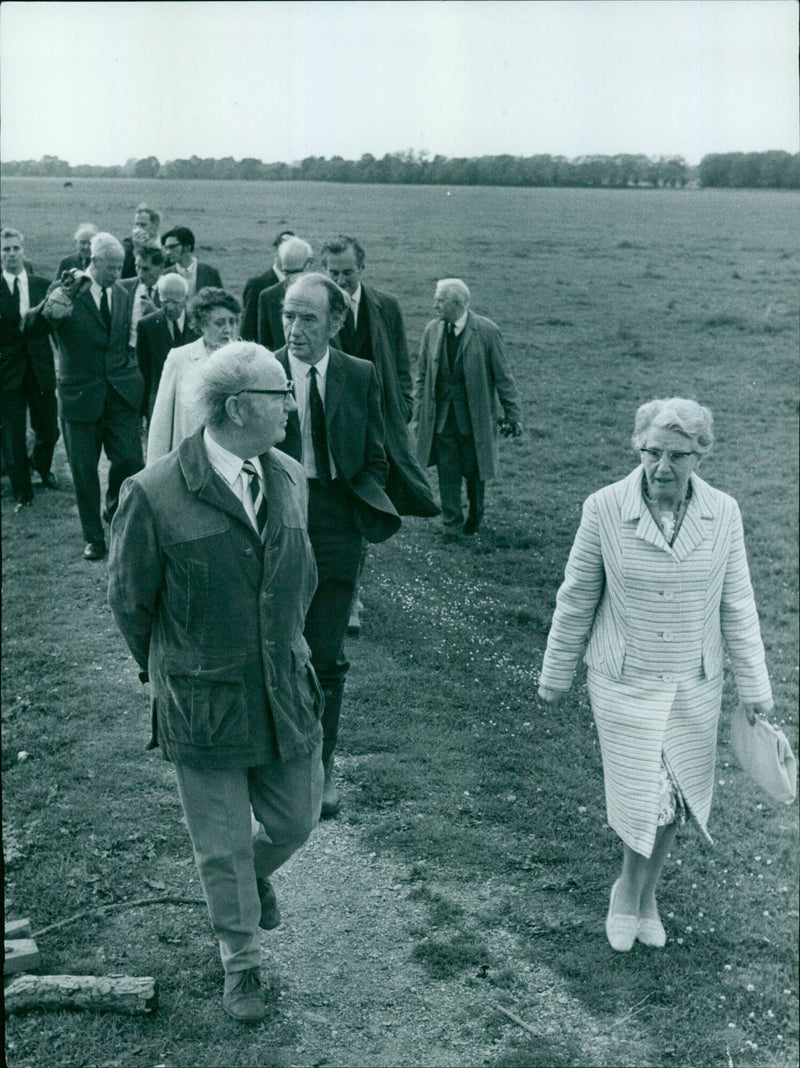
136, 274, 198, 420
163, 226, 222, 298
119, 243, 165, 350
57, 222, 98, 276
121, 204, 161, 278
275, 273, 400, 817
1, 228, 59, 510
256, 237, 313, 350
240, 229, 294, 341
42, 232, 144, 560
321, 235, 438, 631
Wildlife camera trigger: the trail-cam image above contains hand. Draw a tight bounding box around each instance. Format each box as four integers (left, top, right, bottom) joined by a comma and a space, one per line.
499, 419, 523, 438
740, 699, 774, 725
538, 685, 565, 706
140, 295, 158, 317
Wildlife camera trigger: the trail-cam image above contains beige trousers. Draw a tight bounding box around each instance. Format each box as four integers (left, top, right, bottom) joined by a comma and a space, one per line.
174, 743, 323, 974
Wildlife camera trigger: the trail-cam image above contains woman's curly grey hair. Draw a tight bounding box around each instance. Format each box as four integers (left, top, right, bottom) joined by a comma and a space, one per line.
632, 397, 714, 455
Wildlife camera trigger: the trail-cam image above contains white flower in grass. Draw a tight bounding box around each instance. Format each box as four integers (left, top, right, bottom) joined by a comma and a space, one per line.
746, 984, 755, 992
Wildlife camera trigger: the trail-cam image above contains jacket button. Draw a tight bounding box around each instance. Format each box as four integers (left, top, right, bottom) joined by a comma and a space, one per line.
662, 590, 674, 600
663, 632, 673, 642
662, 673, 674, 682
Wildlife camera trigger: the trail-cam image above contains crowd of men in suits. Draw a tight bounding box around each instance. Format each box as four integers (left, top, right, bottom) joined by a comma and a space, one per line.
2, 201, 524, 1022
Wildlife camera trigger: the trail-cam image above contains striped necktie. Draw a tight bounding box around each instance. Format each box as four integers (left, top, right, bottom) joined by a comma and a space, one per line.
241, 460, 269, 540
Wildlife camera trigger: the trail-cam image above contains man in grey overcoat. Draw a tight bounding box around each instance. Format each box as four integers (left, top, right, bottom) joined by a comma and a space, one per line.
414, 278, 522, 537
108, 342, 322, 1024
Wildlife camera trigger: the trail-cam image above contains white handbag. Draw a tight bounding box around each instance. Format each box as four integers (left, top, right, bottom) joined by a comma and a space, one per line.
730, 703, 797, 805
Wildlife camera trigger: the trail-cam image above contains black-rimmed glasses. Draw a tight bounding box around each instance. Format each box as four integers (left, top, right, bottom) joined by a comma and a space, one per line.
235, 382, 294, 398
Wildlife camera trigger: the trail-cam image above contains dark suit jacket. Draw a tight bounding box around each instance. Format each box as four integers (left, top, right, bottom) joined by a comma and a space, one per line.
57, 252, 91, 276
136, 310, 199, 418
164, 262, 223, 295
122, 237, 136, 279
49, 282, 144, 421
334, 284, 437, 517
257, 281, 287, 351
0, 274, 55, 391
241, 267, 279, 340
275, 346, 400, 543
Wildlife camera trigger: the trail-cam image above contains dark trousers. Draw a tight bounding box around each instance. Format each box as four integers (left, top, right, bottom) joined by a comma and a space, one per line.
61, 390, 143, 544
433, 410, 485, 533
0, 366, 59, 503
304, 479, 363, 767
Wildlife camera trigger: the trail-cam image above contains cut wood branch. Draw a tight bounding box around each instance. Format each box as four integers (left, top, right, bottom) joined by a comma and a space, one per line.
32, 896, 206, 939
5, 974, 157, 1015
493, 1002, 539, 1036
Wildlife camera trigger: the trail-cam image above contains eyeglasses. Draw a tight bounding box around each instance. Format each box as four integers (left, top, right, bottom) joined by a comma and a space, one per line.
235, 383, 294, 398
640, 448, 697, 465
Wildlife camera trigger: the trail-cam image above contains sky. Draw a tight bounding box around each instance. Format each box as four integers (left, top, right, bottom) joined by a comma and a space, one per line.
2, 0, 798, 167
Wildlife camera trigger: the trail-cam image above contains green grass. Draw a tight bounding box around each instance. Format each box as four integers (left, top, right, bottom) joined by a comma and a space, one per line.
3, 179, 798, 1067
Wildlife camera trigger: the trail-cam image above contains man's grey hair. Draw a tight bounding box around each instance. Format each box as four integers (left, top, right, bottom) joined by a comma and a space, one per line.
195, 342, 282, 429
1, 227, 24, 244
74, 222, 99, 242
632, 398, 714, 456
278, 236, 313, 269
436, 278, 471, 306
90, 232, 125, 260
156, 273, 189, 299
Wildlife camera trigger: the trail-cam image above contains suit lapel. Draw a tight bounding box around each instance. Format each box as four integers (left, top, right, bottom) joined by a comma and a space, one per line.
670, 475, 715, 562
324, 349, 346, 426
275, 349, 302, 461
76, 287, 105, 330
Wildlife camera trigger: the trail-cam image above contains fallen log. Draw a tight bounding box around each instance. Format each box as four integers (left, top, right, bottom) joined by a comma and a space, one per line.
4, 974, 157, 1015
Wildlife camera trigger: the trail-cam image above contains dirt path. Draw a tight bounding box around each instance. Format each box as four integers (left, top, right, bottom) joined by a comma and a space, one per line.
261, 755, 652, 1068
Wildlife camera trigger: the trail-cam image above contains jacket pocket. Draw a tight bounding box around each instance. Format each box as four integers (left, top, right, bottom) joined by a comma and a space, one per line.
164, 660, 247, 747
290, 639, 324, 720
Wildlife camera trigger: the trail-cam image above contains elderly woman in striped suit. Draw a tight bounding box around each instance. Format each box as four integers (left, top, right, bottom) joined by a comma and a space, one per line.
538, 398, 773, 951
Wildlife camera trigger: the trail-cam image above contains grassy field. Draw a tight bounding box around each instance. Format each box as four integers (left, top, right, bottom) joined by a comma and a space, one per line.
2, 179, 798, 1068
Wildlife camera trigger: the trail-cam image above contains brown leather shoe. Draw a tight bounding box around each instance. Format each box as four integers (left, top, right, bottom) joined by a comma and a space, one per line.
222, 968, 266, 1022
256, 877, 281, 930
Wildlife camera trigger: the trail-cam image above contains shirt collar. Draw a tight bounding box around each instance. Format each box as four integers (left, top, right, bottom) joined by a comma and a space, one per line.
289, 349, 330, 378
350, 283, 362, 307
203, 428, 263, 486
453, 310, 468, 336
3, 269, 26, 288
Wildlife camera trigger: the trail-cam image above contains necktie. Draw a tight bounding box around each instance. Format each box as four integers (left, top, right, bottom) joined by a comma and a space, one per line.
12, 276, 20, 313
446, 322, 458, 369
241, 460, 269, 540
99, 287, 111, 332
308, 366, 331, 482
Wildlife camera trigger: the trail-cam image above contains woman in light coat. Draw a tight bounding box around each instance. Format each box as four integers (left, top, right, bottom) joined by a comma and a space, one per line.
146, 287, 240, 464
538, 398, 773, 951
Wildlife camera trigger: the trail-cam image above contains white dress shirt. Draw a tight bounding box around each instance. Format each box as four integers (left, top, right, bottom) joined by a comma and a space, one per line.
3, 269, 29, 316
288, 350, 336, 479
203, 428, 264, 533
176, 257, 198, 297
129, 281, 157, 346
349, 283, 362, 328
452, 309, 468, 337
88, 273, 112, 314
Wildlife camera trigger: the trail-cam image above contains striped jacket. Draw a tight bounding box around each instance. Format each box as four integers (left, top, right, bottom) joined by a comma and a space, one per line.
540, 467, 772, 703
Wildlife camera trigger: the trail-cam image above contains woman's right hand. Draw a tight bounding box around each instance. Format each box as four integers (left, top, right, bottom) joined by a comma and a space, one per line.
538, 685, 565, 706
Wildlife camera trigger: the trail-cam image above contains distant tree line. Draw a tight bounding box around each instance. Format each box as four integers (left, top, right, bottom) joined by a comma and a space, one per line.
3, 150, 798, 188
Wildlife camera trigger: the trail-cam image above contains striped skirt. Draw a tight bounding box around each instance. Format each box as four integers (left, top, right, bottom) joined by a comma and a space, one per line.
587, 668, 725, 858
